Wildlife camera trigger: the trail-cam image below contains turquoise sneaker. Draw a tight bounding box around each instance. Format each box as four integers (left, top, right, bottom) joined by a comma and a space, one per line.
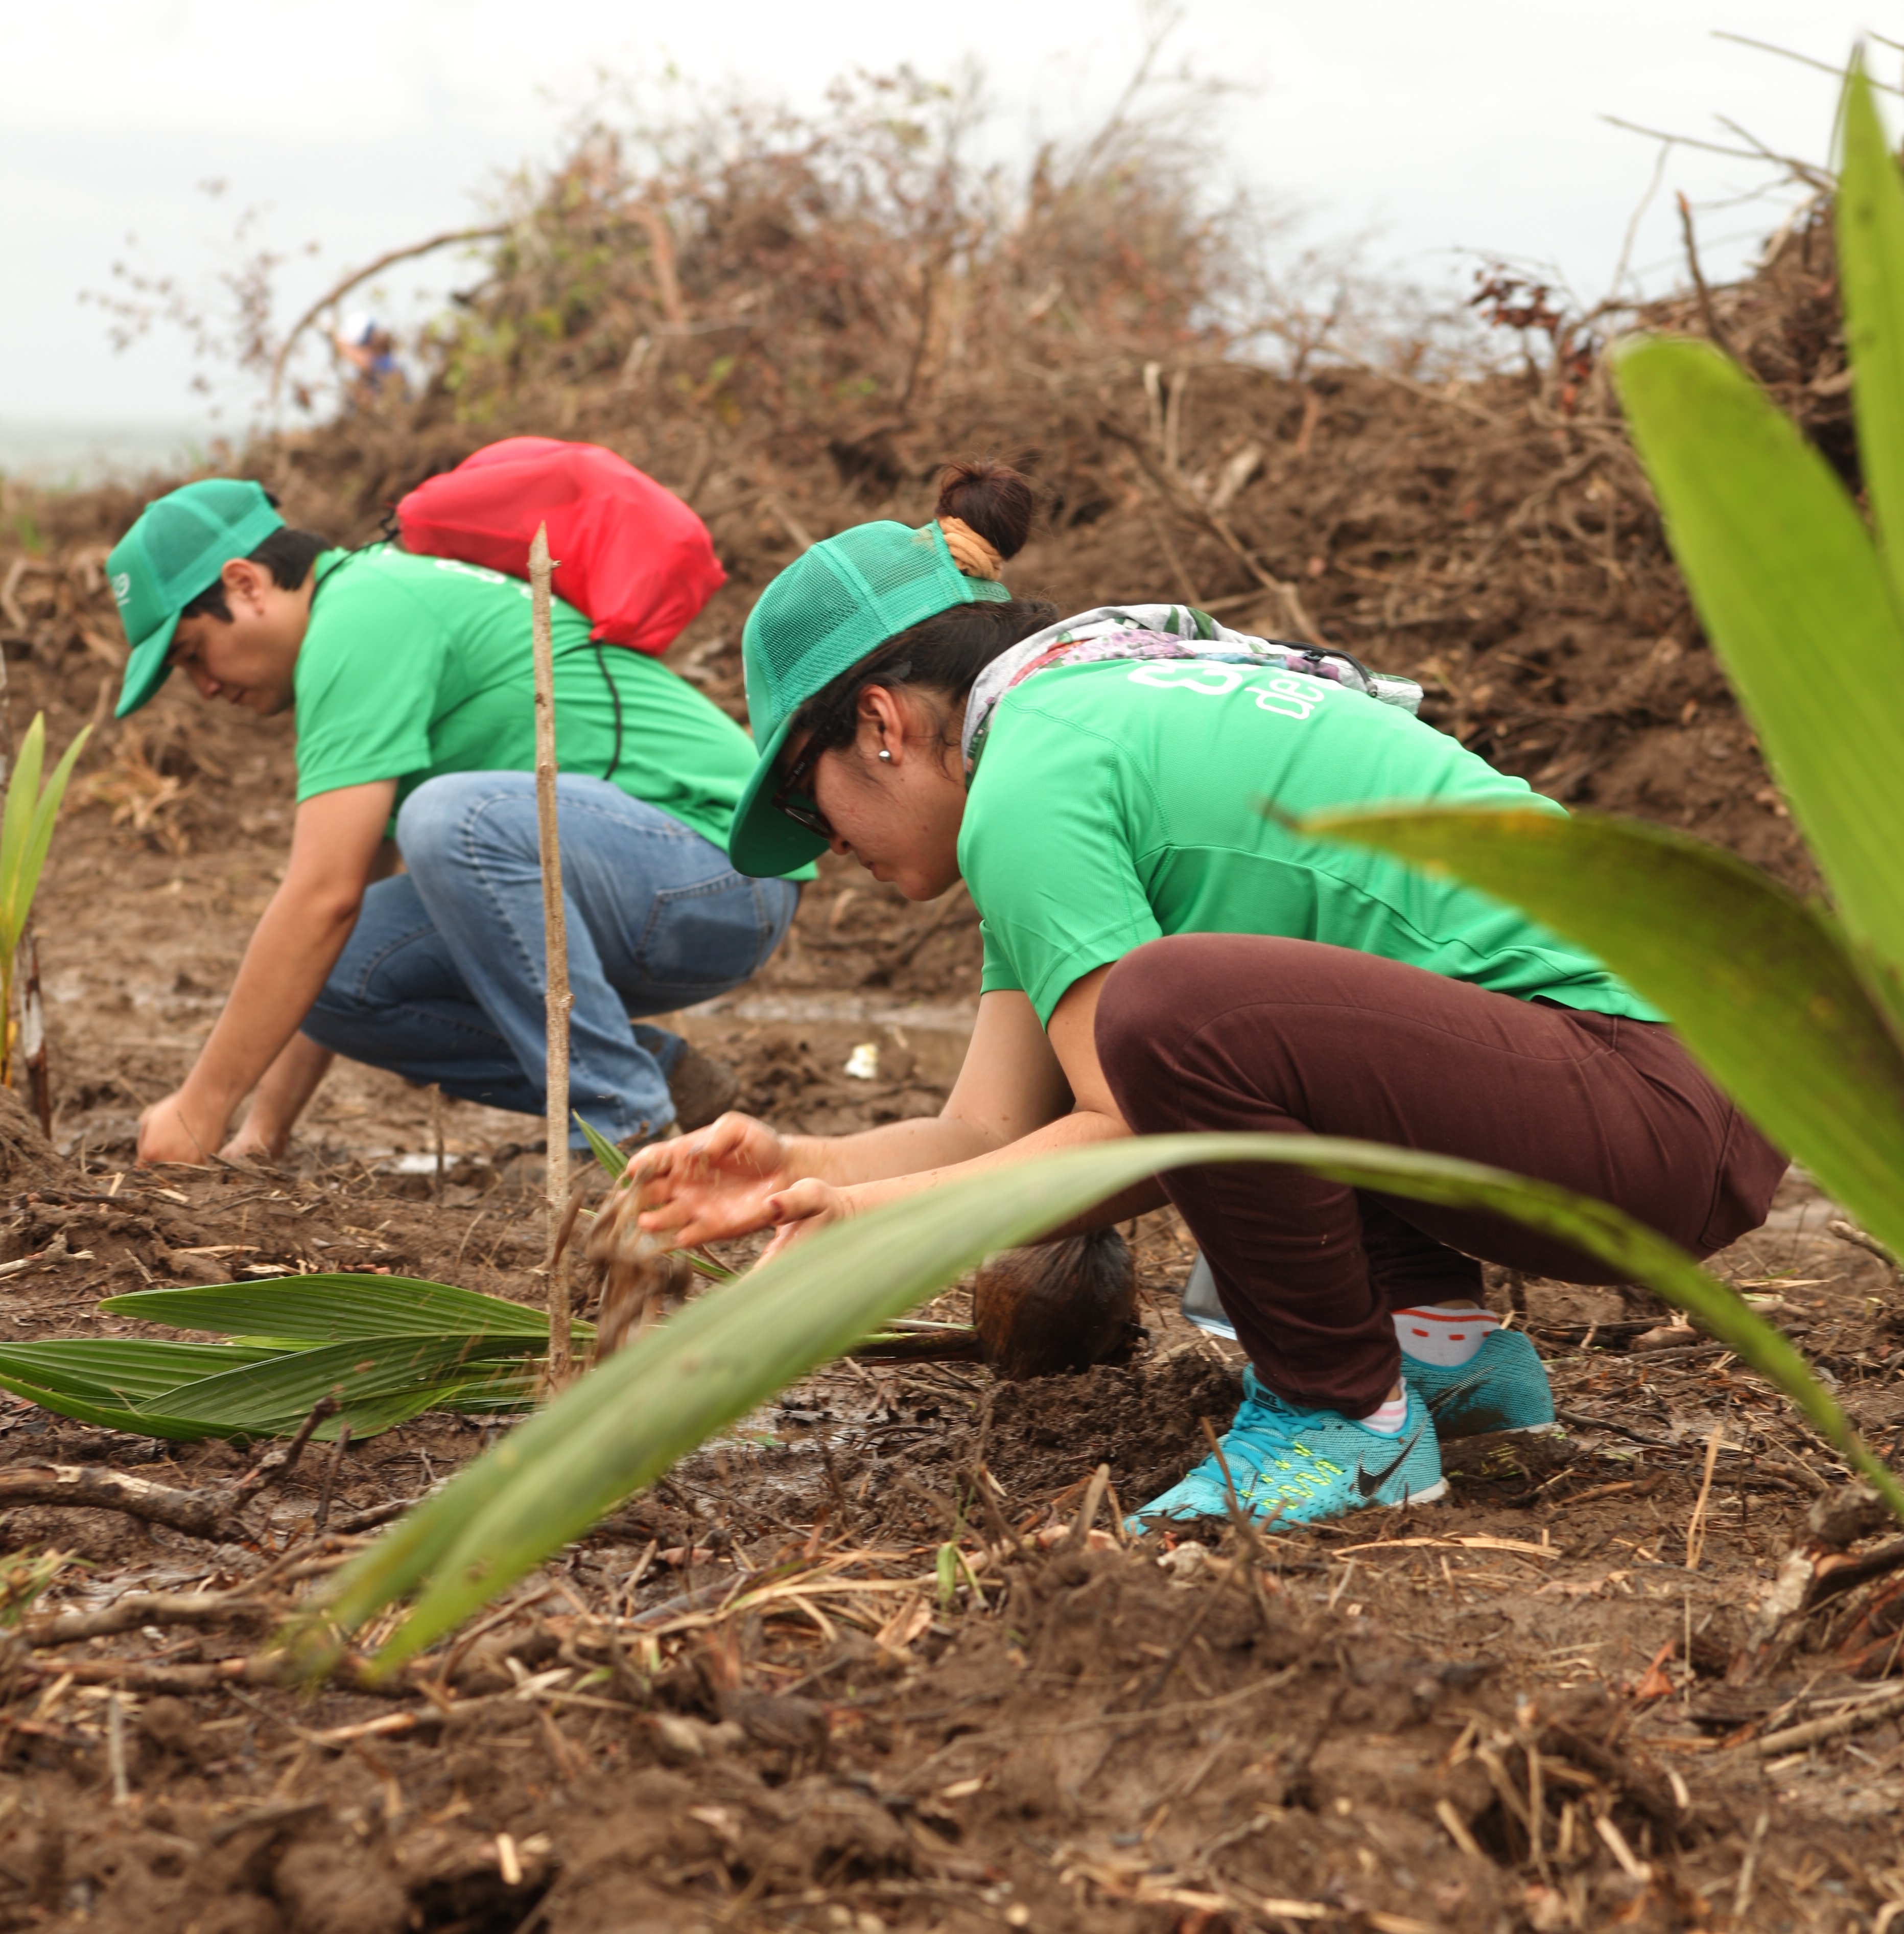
1403, 1328, 1556, 1438
1132, 1368, 1445, 1530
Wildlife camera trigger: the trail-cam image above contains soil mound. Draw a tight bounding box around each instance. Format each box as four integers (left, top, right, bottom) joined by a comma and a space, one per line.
0, 1085, 74, 1191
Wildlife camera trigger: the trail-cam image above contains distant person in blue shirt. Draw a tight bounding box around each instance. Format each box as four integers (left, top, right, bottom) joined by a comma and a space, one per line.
334, 312, 405, 402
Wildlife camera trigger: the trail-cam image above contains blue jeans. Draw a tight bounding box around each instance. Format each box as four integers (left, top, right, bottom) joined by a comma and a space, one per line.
302, 773, 798, 1147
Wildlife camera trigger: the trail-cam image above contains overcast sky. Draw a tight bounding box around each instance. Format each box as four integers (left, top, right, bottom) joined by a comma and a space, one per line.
1, 0, 1891, 465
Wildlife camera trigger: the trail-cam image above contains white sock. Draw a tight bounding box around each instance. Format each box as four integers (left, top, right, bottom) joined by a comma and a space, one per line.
1394, 1303, 1500, 1367
1359, 1391, 1409, 1436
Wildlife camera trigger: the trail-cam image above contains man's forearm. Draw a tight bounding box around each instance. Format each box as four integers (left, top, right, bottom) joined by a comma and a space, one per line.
182, 887, 359, 1124
238, 1035, 337, 1152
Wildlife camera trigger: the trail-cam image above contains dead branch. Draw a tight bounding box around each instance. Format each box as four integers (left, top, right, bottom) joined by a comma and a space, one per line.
1734, 1481, 1900, 1677
1599, 115, 1835, 193
1537, 1718, 1678, 1829
1710, 30, 1904, 96
22, 1590, 269, 1648
18, 1653, 286, 1694
0, 1465, 239, 1537
1059, 1464, 1112, 1554
1676, 194, 1735, 358
1813, 1533, 1904, 1601
858, 884, 980, 986
0, 1403, 341, 1543
331, 1490, 439, 1536
531, 523, 574, 1387
206, 1800, 330, 1847
1334, 352, 1504, 428
231, 1395, 339, 1503
1101, 417, 1323, 642
1756, 1682, 1904, 1756
17, 1647, 435, 1700
1829, 1219, 1899, 1278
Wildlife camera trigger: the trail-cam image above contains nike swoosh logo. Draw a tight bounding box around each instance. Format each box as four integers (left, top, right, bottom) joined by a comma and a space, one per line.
1424, 1369, 1485, 1417
1354, 1426, 1425, 1499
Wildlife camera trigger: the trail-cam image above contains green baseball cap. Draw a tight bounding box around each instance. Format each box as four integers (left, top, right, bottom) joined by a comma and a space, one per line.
728, 519, 1009, 876
107, 479, 285, 718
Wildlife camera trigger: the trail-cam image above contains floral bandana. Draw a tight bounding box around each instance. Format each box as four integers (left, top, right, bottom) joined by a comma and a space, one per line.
960, 604, 1423, 775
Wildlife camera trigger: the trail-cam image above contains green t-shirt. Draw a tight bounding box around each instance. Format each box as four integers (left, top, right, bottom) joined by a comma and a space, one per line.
292, 545, 796, 867
958, 657, 1661, 1025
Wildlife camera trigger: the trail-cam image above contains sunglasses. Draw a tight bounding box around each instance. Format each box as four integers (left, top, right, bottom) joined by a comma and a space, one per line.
771, 661, 910, 842
772, 735, 835, 842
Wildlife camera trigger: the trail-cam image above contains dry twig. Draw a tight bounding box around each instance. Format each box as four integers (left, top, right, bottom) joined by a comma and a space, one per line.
22, 1589, 270, 1648
1756, 1683, 1904, 1756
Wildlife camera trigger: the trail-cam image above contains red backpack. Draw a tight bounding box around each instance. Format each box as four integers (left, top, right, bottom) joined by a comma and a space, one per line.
395, 438, 724, 657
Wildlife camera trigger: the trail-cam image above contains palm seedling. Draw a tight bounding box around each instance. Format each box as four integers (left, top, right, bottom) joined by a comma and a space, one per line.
0, 714, 89, 1089
0, 1276, 559, 1440
0, 1120, 967, 1442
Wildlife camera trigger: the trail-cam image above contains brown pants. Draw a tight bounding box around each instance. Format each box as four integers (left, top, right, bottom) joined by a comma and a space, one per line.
1095, 935, 1785, 1417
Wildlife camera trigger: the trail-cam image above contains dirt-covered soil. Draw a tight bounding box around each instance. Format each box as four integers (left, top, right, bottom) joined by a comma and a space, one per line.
1, 1137, 1901, 1934
0, 633, 1884, 1932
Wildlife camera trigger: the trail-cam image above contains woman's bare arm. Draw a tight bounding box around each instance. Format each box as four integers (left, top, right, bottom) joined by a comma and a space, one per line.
639, 964, 1168, 1255
631, 988, 1077, 1244
815, 963, 1165, 1224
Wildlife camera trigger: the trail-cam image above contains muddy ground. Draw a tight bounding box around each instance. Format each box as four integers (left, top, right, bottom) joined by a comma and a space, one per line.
0, 628, 1897, 1934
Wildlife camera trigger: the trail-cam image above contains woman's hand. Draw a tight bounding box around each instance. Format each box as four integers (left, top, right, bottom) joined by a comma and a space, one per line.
757, 1176, 854, 1264
630, 1112, 803, 1246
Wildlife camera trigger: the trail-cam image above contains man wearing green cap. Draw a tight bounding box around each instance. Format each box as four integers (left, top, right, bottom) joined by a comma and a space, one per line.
109, 478, 805, 1166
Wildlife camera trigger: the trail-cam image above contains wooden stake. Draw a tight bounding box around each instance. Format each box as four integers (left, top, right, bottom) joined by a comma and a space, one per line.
530, 525, 573, 1386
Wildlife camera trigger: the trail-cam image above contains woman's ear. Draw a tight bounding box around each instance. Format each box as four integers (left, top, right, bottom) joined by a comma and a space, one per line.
855, 683, 911, 761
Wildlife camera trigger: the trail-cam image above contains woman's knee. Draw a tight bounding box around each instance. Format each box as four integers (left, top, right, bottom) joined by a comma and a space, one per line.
1097, 937, 1248, 1124
1098, 936, 1303, 1079
1096, 941, 1181, 1091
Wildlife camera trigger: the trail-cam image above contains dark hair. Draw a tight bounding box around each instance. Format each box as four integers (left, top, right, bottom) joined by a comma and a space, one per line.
179, 520, 330, 623
790, 460, 1053, 759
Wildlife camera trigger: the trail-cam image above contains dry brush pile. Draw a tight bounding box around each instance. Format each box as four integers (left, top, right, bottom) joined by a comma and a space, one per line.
0, 81, 1848, 895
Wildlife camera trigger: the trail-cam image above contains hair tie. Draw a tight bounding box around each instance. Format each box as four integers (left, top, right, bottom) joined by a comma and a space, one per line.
937, 516, 1003, 581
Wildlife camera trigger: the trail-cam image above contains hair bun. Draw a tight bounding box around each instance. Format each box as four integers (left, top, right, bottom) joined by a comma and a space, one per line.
934, 460, 1033, 564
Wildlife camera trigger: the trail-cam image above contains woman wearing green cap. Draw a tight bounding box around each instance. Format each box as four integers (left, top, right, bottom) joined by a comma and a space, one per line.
631, 459, 1782, 1530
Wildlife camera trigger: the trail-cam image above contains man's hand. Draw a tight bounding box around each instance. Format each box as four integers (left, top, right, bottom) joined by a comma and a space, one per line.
630, 1113, 803, 1246
220, 1120, 286, 1164
144, 783, 393, 1168
221, 1036, 336, 1164
137, 1089, 225, 1166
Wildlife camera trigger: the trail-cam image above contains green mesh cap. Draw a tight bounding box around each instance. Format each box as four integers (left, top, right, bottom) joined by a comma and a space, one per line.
727, 519, 1009, 876
107, 479, 285, 718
